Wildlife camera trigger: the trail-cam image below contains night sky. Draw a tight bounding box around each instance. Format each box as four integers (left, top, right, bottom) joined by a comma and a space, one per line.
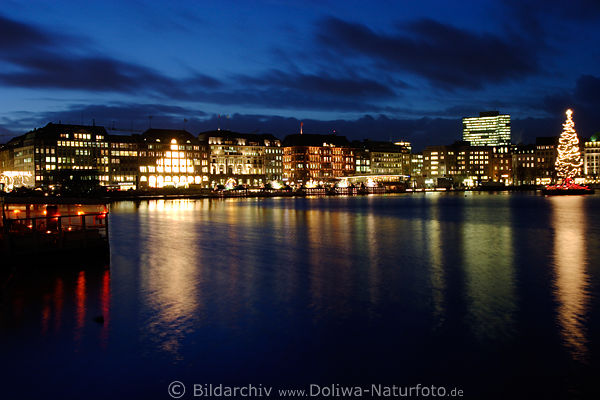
1, 0, 599, 150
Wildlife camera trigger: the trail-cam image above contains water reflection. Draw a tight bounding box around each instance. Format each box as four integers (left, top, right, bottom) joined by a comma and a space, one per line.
138, 200, 202, 359
550, 196, 590, 362
462, 197, 516, 341
3, 194, 600, 399
0, 265, 110, 343
427, 196, 445, 327
75, 270, 86, 343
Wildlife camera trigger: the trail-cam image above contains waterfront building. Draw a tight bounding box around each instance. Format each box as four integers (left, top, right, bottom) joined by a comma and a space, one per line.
511, 144, 537, 185
0, 123, 108, 190
422, 144, 462, 187
490, 145, 512, 185
107, 133, 140, 190
464, 146, 494, 186
354, 147, 371, 174
138, 129, 210, 189
463, 111, 511, 146
423, 142, 513, 187
198, 130, 282, 188
534, 137, 558, 185
283, 133, 355, 184
584, 134, 600, 181
410, 153, 424, 187
352, 140, 412, 176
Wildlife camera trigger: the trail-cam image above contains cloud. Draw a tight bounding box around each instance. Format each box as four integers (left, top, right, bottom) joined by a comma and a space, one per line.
316, 16, 540, 90
574, 75, 600, 105
0, 14, 221, 97
6, 99, 596, 152
541, 74, 600, 137
0, 102, 462, 151
0, 13, 399, 114
236, 69, 400, 98
0, 14, 56, 50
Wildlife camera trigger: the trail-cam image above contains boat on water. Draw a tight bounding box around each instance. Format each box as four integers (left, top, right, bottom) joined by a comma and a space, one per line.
542, 179, 595, 195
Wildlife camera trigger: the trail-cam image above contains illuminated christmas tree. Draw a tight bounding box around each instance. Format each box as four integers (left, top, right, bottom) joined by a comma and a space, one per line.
555, 109, 583, 183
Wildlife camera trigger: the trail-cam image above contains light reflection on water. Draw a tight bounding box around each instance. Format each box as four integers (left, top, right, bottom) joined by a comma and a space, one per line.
427, 196, 445, 327
2, 193, 600, 399
551, 196, 591, 362
138, 200, 202, 359
462, 199, 516, 341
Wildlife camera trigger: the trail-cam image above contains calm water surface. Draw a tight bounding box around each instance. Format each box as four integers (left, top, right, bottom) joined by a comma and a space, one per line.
2, 193, 600, 399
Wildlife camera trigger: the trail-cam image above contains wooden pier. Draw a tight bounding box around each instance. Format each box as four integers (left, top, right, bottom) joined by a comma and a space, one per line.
1, 199, 109, 265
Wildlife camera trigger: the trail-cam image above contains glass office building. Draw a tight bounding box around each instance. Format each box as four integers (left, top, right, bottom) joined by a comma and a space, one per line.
463, 111, 511, 146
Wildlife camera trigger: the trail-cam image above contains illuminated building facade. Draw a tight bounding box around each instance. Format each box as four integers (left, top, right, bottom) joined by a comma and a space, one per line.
282, 134, 355, 184
0, 123, 108, 189
352, 140, 412, 176
423, 142, 512, 187
107, 134, 140, 190
354, 148, 371, 174
138, 129, 210, 189
584, 135, 600, 181
409, 153, 425, 188
511, 145, 537, 185
463, 111, 511, 146
423, 144, 463, 184
490, 145, 512, 185
198, 130, 282, 187
534, 137, 558, 184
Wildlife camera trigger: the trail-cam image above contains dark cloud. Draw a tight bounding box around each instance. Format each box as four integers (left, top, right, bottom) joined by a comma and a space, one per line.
237, 69, 400, 98
181, 113, 463, 152
0, 14, 221, 97
1, 53, 173, 93
317, 17, 540, 90
503, 0, 600, 26
0, 14, 54, 49
0, 13, 396, 113
0, 102, 462, 151
5, 100, 596, 152
574, 75, 600, 105
541, 74, 600, 137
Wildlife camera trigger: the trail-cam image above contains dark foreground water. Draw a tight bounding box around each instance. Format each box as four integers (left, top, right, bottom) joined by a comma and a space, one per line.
2, 193, 600, 399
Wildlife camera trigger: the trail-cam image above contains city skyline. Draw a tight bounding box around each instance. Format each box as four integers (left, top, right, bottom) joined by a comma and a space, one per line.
1, 0, 600, 151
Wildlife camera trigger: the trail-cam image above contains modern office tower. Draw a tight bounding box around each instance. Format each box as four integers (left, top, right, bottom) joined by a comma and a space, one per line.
463, 111, 511, 146
198, 130, 282, 188
282, 133, 355, 184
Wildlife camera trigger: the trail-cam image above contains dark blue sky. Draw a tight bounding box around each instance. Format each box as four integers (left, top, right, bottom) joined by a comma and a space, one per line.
1, 0, 599, 150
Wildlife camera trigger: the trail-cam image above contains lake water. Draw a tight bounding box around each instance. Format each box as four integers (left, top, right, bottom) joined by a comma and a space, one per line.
2, 193, 600, 399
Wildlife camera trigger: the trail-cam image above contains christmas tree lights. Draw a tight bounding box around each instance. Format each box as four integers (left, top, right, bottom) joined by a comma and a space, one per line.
543, 109, 593, 194
555, 109, 583, 183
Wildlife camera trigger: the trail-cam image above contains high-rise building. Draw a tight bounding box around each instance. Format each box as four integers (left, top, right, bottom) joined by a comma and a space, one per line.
463, 111, 511, 146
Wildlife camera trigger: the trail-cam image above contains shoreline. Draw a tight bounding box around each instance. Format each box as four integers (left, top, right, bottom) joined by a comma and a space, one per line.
3, 183, 599, 205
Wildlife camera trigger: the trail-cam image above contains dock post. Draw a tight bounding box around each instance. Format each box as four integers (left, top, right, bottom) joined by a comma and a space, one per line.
58, 216, 63, 249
